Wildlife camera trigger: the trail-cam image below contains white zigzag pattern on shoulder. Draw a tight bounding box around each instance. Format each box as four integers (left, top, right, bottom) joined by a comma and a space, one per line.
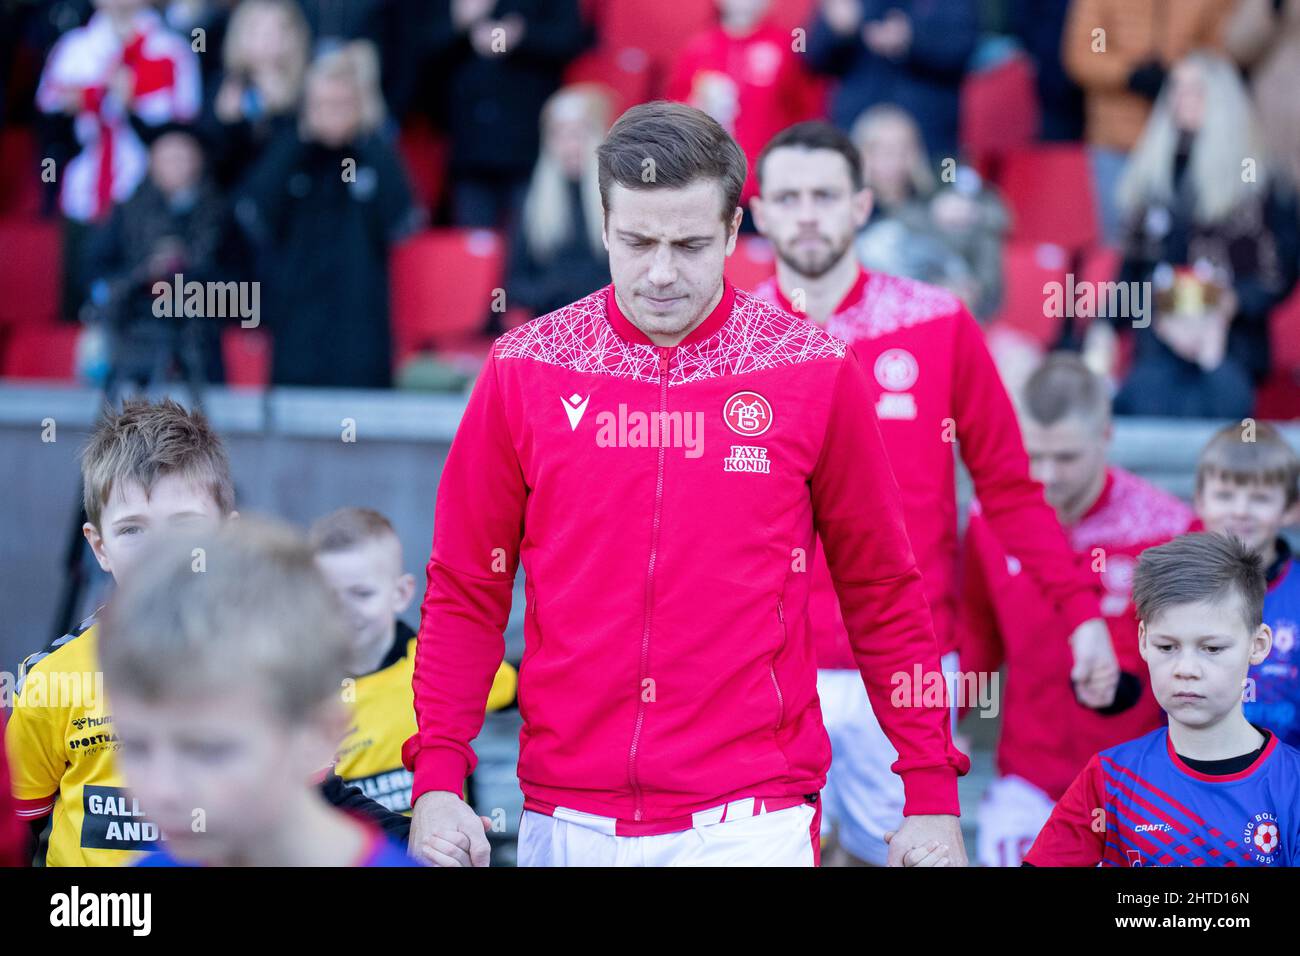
494, 286, 845, 385
752, 272, 958, 342
1071, 468, 1194, 551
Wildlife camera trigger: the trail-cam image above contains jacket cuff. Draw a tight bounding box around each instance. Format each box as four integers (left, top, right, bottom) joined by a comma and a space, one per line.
900, 766, 961, 817
409, 746, 472, 806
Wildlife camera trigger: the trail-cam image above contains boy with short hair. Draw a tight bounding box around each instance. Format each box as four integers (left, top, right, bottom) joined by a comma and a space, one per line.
1193, 421, 1300, 747
5, 399, 403, 865
310, 507, 516, 815
5, 398, 236, 866
1025, 532, 1300, 866
101, 519, 414, 866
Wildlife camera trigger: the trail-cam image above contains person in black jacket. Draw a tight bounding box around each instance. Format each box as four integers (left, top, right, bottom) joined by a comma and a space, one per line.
236, 40, 417, 389
806, 0, 978, 165
83, 123, 232, 391
423, 0, 590, 229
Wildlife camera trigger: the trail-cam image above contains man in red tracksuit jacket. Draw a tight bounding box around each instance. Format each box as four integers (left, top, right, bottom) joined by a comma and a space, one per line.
747, 121, 1118, 865
404, 102, 969, 867
959, 354, 1194, 866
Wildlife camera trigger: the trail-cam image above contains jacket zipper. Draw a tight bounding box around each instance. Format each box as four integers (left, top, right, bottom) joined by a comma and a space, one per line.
628, 345, 672, 821
771, 597, 786, 732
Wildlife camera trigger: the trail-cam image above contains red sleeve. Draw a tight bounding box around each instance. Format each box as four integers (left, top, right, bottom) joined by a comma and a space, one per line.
1023, 754, 1107, 866
811, 350, 970, 816
402, 349, 526, 804
950, 308, 1102, 633
0, 714, 29, 867
955, 514, 1003, 723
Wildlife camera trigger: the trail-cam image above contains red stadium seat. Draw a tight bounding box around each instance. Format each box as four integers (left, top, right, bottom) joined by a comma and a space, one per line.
592, 0, 715, 95
390, 228, 505, 361
0, 128, 44, 218
960, 55, 1038, 176
398, 119, 448, 214
724, 235, 776, 292
0, 324, 78, 381
997, 145, 1099, 252
1255, 286, 1300, 420
0, 218, 62, 328
564, 50, 653, 115
221, 326, 271, 389
996, 240, 1070, 346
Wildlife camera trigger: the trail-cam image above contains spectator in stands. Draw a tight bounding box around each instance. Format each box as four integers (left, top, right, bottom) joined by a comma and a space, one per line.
666, 0, 823, 215
1226, 0, 1300, 194
806, 0, 977, 166
426, 0, 588, 229
204, 0, 310, 189
1007, 0, 1084, 141
1062, 0, 1232, 245
35, 0, 201, 320
236, 41, 416, 388
498, 84, 611, 330
1083, 53, 1300, 419
851, 105, 1008, 320
83, 122, 230, 390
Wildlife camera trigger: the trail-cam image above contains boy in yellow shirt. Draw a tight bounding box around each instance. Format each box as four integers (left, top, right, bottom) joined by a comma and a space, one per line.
5, 399, 236, 865
310, 507, 517, 814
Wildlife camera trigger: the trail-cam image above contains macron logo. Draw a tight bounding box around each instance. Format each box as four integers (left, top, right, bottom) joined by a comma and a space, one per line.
562, 393, 590, 431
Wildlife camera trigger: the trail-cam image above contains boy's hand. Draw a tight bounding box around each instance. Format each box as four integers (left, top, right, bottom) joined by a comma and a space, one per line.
884, 814, 967, 867
409, 790, 492, 867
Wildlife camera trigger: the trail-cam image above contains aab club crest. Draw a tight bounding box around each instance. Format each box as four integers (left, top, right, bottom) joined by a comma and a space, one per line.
723, 390, 773, 437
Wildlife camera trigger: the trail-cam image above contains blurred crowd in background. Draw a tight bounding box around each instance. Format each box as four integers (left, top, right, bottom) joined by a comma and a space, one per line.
0, 0, 1298, 420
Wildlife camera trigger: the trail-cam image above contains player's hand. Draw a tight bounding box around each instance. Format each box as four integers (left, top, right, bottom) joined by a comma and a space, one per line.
409, 790, 492, 867
1070, 618, 1120, 710
884, 814, 967, 867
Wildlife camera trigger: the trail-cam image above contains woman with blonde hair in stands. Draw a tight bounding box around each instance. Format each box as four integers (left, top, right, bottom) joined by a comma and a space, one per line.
235, 40, 416, 388
1084, 51, 1299, 419
495, 84, 613, 331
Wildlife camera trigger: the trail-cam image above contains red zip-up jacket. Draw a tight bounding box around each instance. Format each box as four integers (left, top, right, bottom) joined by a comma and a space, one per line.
753, 269, 1102, 667
403, 279, 969, 827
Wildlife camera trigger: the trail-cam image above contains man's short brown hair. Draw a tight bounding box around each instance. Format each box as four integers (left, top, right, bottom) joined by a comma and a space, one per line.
309, 506, 398, 554
80, 398, 235, 529
1021, 352, 1111, 428
1195, 421, 1300, 508
596, 100, 747, 226
1133, 532, 1267, 634
756, 121, 865, 193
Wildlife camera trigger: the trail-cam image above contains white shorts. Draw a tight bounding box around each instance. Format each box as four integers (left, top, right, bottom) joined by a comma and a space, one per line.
816, 653, 960, 866
516, 798, 820, 867
975, 774, 1056, 867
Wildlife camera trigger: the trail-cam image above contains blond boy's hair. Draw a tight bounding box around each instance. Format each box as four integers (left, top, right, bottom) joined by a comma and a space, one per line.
308, 507, 399, 555
80, 399, 235, 529
1196, 421, 1300, 508
99, 518, 350, 720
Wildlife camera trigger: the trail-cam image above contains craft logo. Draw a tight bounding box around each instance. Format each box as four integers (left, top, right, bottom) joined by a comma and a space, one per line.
873, 349, 918, 420
723, 391, 773, 437
723, 445, 771, 474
